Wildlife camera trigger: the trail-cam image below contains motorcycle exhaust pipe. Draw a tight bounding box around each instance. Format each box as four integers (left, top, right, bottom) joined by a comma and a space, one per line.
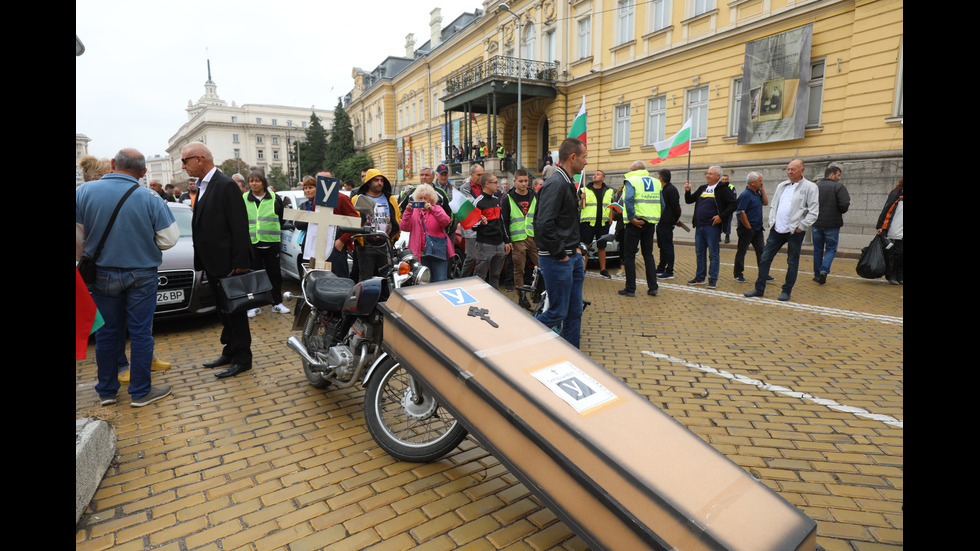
287, 336, 328, 371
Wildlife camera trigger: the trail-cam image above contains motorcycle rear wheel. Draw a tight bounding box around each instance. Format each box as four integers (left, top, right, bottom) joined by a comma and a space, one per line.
364, 357, 467, 462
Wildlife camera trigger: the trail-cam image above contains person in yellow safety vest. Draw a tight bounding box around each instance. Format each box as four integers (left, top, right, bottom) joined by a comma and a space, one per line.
479, 141, 489, 159
496, 143, 506, 158
619, 160, 663, 297
243, 170, 290, 316
579, 169, 615, 278
502, 168, 538, 309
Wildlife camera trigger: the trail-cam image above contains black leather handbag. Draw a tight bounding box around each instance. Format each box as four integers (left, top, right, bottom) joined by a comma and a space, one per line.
215, 270, 274, 314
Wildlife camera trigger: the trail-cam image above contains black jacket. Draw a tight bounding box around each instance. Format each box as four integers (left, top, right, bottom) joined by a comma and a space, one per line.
192, 169, 252, 276
685, 182, 737, 227
814, 177, 850, 227
533, 166, 580, 260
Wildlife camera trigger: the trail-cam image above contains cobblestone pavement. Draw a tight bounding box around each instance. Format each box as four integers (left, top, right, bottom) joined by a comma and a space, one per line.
76, 242, 903, 551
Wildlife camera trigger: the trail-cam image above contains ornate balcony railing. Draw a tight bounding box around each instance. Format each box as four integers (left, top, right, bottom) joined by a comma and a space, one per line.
446, 55, 559, 95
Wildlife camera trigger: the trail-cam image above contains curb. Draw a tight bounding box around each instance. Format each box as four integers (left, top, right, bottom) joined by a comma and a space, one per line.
75, 418, 116, 525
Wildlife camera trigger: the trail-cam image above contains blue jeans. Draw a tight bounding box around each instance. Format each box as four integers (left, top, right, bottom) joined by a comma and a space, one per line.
536, 252, 584, 348
422, 255, 448, 282
90, 267, 158, 399
754, 230, 805, 294
811, 226, 840, 276
694, 225, 721, 281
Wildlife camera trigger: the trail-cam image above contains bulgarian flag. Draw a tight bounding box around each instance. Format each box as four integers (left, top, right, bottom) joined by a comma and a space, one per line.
650, 118, 693, 164
568, 96, 587, 187
449, 192, 482, 230
76, 267, 103, 359
568, 96, 587, 144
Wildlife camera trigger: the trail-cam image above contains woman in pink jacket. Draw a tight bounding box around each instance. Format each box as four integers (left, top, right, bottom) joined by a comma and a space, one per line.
401, 184, 454, 282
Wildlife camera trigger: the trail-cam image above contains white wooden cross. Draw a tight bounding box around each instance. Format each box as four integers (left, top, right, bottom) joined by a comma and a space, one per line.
282, 176, 361, 270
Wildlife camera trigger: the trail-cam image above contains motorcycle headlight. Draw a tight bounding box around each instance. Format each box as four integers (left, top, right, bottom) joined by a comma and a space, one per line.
414, 265, 431, 285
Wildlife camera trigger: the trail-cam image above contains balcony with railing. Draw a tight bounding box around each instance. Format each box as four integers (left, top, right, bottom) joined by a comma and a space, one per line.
446, 55, 559, 95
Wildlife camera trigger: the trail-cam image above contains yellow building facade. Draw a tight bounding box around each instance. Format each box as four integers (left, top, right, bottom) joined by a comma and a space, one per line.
345, 0, 901, 239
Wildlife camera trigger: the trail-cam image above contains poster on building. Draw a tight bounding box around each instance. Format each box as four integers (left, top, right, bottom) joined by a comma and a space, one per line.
737, 24, 812, 145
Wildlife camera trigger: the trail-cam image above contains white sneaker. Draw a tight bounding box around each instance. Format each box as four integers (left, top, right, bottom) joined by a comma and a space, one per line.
247, 307, 261, 318
271, 303, 291, 314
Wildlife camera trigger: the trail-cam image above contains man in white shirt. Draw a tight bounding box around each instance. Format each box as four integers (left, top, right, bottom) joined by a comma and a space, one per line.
744, 159, 819, 302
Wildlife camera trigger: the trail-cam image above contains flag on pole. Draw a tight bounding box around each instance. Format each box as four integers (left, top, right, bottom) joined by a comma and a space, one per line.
649, 118, 692, 164
568, 96, 587, 144
449, 192, 482, 230
567, 96, 587, 188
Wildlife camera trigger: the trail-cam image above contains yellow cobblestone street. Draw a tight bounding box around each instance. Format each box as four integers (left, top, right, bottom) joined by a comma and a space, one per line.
76, 241, 902, 551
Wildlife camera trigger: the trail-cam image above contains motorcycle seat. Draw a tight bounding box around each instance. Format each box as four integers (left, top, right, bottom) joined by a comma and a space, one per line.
307, 273, 356, 311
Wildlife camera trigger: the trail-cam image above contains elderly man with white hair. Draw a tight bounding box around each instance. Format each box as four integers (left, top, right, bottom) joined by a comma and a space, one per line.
684, 165, 737, 288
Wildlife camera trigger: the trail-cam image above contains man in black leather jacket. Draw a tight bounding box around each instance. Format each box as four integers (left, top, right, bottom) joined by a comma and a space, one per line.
532, 137, 588, 348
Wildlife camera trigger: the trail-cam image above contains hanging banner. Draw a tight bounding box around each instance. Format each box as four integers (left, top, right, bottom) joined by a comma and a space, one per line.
737, 24, 813, 145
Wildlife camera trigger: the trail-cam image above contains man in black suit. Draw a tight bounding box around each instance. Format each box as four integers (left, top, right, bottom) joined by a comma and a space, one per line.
182, 142, 254, 378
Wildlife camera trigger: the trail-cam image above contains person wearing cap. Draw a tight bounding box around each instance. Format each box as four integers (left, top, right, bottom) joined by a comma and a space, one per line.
350, 168, 401, 281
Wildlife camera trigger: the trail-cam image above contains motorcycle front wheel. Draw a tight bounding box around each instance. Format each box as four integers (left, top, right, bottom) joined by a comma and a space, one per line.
364, 357, 467, 462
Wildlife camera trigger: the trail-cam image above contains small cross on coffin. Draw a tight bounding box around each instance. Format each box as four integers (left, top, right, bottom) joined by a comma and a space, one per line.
282, 175, 361, 270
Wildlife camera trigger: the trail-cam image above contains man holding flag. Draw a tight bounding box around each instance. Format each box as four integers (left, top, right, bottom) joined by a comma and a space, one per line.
533, 137, 588, 348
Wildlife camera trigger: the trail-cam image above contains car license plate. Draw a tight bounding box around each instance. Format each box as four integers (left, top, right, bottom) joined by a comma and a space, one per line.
157, 289, 184, 305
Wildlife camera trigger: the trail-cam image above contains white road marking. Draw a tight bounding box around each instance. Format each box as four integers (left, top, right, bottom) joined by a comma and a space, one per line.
641, 351, 903, 429
585, 272, 903, 326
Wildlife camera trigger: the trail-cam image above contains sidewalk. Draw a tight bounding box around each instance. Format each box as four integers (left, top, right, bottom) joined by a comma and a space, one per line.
76, 241, 902, 550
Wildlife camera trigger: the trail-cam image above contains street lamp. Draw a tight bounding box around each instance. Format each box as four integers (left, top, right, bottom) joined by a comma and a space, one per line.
499, 3, 522, 172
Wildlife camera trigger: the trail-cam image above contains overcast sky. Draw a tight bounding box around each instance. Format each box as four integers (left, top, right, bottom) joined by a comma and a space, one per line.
76, 0, 487, 160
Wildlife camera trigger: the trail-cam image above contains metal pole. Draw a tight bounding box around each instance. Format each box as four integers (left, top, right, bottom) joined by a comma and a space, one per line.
500, 4, 522, 171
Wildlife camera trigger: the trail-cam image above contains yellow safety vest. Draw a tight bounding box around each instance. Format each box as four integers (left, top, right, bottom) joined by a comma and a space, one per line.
580, 186, 614, 224
244, 191, 281, 244
506, 194, 536, 241
624, 169, 662, 223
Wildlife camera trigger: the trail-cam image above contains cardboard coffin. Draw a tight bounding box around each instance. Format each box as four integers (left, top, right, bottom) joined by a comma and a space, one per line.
381, 277, 817, 551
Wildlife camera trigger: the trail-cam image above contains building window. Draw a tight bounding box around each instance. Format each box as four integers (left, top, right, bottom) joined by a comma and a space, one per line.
287, 120, 293, 127
613, 103, 631, 149
545, 30, 556, 64
272, 119, 278, 126
577, 17, 591, 59
232, 134, 240, 143
256, 118, 262, 125
686, 86, 709, 140
257, 150, 264, 160
273, 150, 280, 161
691, 0, 714, 17
617, 0, 635, 45
231, 116, 238, 124
257, 136, 264, 144
728, 78, 742, 136
644, 95, 667, 145
807, 60, 825, 128
524, 22, 536, 61
650, 0, 670, 32
234, 149, 241, 158
272, 136, 279, 145
893, 39, 903, 118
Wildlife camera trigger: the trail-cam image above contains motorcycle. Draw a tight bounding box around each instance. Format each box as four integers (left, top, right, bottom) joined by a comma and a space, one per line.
283, 223, 468, 463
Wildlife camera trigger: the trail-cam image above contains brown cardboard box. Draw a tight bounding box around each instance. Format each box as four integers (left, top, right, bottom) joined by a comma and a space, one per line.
381, 277, 817, 551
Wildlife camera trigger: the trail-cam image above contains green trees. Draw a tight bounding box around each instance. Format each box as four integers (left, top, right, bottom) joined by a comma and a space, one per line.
295, 102, 372, 186
297, 112, 329, 178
